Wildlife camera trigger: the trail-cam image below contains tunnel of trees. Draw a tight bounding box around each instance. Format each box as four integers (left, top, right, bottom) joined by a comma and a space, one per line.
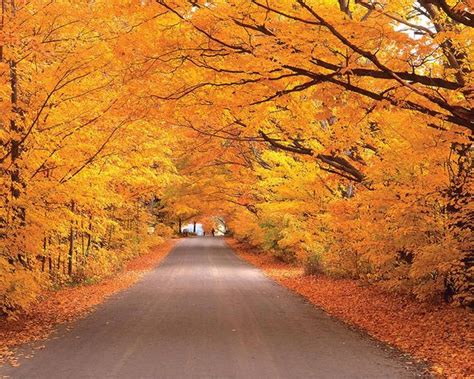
0, 0, 472, 315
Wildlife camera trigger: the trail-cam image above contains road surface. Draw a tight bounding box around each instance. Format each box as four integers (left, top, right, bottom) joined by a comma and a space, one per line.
1, 237, 424, 378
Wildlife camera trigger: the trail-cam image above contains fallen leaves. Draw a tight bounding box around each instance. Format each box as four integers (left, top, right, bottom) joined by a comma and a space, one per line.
0, 239, 177, 366
228, 239, 474, 378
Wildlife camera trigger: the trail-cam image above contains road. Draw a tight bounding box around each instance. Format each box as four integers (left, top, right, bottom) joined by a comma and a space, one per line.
1, 237, 424, 378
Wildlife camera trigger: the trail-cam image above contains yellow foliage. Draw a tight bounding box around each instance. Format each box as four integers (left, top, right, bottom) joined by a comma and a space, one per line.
1, 0, 473, 315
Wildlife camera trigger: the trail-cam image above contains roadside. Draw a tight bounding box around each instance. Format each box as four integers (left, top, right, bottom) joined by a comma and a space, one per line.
0, 239, 178, 367
0, 237, 428, 378
227, 239, 473, 378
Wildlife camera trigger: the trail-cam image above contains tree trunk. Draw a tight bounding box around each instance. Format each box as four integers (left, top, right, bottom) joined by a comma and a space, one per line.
7, 1, 24, 225
68, 201, 75, 276
444, 143, 473, 306
41, 237, 47, 272
85, 216, 92, 257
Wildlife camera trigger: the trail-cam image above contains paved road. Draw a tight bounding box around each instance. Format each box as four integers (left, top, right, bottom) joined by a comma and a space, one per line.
1, 237, 424, 378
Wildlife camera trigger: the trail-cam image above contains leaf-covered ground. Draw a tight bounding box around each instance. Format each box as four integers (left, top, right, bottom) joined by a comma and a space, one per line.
228, 239, 473, 378
0, 239, 178, 367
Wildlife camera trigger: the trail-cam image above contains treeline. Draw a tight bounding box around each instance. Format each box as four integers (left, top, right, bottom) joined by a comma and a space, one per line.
140, 0, 472, 306
1, 0, 472, 315
0, 1, 181, 316
226, 144, 472, 305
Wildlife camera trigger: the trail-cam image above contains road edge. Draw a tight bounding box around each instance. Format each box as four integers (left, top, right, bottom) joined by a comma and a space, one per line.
0, 238, 180, 367
225, 238, 446, 378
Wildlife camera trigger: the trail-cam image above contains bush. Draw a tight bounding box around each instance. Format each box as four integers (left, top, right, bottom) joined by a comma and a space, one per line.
303, 254, 324, 276
0, 257, 42, 318
273, 248, 297, 263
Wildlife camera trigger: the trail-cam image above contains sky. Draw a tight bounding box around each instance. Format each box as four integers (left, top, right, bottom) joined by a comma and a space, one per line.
182, 223, 204, 236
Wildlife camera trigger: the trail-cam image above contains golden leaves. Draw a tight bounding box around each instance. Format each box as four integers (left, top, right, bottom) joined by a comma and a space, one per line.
0, 0, 472, 360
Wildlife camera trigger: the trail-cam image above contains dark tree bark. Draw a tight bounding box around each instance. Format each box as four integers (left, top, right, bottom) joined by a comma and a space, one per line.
68, 201, 75, 276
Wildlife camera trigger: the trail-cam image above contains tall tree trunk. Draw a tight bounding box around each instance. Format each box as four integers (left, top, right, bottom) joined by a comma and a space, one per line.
7, 0, 24, 226
68, 201, 75, 276
135, 200, 140, 236
85, 215, 92, 257
41, 236, 47, 272
444, 143, 473, 306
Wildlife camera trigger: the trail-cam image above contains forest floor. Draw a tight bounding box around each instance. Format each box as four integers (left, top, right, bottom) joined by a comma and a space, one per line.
227, 239, 473, 378
0, 239, 178, 367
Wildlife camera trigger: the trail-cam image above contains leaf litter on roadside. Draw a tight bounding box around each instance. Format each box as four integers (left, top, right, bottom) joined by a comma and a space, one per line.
228, 239, 473, 378
0, 240, 177, 367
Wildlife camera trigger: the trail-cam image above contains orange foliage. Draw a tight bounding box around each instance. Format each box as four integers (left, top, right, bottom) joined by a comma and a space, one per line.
229, 239, 474, 378
0, 0, 472, 367
0, 239, 177, 366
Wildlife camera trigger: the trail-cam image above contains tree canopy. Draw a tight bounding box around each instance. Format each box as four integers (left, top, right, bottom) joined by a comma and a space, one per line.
1, 0, 472, 315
